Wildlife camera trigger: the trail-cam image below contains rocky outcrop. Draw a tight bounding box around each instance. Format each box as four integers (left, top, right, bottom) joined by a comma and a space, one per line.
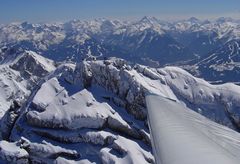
0, 140, 29, 164
0, 101, 21, 140
74, 59, 151, 120
19, 137, 79, 161
0, 138, 80, 164
74, 59, 240, 130
8, 75, 153, 163
25, 82, 141, 139
2, 56, 240, 163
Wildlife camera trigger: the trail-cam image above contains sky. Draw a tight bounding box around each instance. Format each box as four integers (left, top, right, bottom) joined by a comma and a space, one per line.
0, 0, 240, 23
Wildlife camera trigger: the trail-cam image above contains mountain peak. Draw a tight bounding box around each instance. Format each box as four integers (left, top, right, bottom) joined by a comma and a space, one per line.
20, 21, 34, 29
10, 50, 56, 77
140, 16, 159, 24
187, 17, 200, 23
216, 17, 234, 23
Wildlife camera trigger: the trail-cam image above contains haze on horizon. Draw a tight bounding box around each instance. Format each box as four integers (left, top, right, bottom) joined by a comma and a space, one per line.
0, 0, 240, 23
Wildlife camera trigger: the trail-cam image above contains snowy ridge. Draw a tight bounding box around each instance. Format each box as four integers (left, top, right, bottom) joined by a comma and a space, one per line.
0, 50, 56, 142
75, 59, 240, 129
11, 50, 56, 74
0, 140, 28, 163
0, 66, 29, 119
0, 17, 240, 84
0, 17, 239, 67
0, 56, 240, 163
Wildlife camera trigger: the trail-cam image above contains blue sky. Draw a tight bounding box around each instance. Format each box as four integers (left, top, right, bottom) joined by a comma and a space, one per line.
0, 0, 239, 23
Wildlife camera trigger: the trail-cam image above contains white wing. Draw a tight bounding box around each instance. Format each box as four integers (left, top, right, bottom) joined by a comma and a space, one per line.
146, 95, 240, 164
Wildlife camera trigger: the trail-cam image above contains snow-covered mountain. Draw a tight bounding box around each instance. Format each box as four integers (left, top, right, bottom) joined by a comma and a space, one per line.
0, 53, 240, 163
183, 39, 240, 84
0, 17, 240, 163
0, 17, 239, 82
0, 50, 56, 119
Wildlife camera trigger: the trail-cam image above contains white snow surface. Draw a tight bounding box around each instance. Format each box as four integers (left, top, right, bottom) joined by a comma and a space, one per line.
0, 50, 56, 119
81, 59, 240, 129
28, 78, 132, 131
1, 17, 239, 48
0, 66, 29, 118
0, 140, 28, 163
11, 50, 56, 73
1, 57, 240, 163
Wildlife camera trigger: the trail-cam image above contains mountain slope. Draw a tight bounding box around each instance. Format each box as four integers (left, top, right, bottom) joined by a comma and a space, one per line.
189, 40, 240, 83
0, 50, 56, 142
0, 56, 240, 163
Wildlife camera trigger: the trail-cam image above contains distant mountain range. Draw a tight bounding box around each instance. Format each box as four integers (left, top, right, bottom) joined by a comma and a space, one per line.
0, 16, 240, 83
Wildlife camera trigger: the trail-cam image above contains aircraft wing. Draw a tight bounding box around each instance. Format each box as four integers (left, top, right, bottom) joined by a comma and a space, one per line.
146, 95, 240, 164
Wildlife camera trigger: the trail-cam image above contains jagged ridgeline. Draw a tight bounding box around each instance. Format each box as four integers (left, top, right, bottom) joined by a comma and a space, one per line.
0, 51, 240, 163
1, 17, 240, 83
